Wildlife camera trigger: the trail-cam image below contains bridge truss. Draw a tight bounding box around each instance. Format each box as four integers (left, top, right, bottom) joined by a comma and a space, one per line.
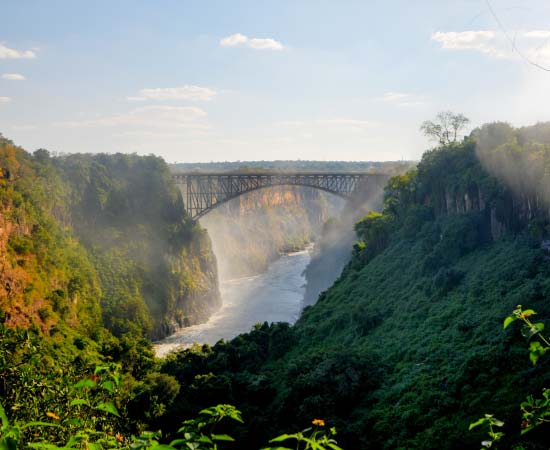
172, 172, 388, 220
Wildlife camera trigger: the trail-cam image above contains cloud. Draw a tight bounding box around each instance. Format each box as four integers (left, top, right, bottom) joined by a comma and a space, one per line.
524, 30, 550, 39
377, 92, 425, 107
56, 105, 208, 130
0, 43, 36, 59
0, 96, 12, 104
220, 33, 248, 47
128, 85, 217, 102
431, 31, 498, 54
220, 33, 284, 50
2, 73, 25, 81
431, 30, 550, 66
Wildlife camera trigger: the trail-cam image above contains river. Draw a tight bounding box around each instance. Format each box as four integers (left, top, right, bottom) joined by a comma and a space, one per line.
154, 248, 311, 357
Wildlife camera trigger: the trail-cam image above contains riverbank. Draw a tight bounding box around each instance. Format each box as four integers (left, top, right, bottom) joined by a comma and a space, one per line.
154, 247, 311, 357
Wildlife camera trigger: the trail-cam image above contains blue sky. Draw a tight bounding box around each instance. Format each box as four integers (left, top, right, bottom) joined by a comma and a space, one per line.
1, 0, 550, 162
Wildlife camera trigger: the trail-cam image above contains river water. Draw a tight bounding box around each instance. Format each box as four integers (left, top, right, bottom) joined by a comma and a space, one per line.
154, 248, 311, 357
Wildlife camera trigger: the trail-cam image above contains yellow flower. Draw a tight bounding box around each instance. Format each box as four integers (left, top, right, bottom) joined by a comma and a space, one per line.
312, 419, 325, 427
46, 412, 60, 420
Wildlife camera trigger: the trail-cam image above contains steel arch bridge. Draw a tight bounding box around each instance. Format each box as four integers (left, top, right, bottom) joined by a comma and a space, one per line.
172, 172, 390, 220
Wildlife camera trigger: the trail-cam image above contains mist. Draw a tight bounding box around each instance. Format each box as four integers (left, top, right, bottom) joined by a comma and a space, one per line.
200, 186, 340, 280
474, 122, 550, 223
303, 176, 387, 306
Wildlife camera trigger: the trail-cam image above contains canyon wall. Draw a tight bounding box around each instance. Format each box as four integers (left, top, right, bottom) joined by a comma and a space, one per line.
0, 140, 220, 340
200, 186, 342, 280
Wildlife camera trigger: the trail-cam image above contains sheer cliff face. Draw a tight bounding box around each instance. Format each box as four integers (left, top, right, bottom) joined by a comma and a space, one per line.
53, 153, 222, 340
200, 187, 342, 280
161, 228, 220, 337
0, 141, 220, 340
422, 122, 550, 241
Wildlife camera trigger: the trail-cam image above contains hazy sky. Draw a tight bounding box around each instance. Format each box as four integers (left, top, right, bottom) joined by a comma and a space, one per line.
1, 0, 550, 162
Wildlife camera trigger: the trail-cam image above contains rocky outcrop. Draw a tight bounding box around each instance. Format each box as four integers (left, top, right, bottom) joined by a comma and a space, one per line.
155, 228, 220, 339
200, 186, 340, 280
435, 184, 550, 241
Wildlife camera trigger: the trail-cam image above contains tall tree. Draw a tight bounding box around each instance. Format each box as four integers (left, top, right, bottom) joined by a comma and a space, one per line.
420, 111, 470, 145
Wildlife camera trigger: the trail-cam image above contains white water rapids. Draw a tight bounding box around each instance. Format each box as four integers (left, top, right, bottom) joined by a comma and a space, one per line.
154, 248, 311, 357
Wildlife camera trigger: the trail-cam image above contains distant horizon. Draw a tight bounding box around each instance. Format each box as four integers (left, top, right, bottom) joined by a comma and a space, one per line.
170, 158, 417, 165
1, 132, 416, 164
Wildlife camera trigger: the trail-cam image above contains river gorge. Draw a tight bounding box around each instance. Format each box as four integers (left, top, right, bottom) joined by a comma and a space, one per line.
154, 248, 311, 356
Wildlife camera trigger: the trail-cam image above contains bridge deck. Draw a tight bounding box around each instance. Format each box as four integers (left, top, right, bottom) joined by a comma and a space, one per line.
172, 172, 389, 220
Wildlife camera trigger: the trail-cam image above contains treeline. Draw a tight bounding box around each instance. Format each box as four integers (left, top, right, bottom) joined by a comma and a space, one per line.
171, 159, 414, 174
4, 122, 550, 449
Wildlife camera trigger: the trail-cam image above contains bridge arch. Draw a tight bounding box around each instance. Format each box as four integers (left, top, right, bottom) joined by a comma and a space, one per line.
172, 172, 389, 220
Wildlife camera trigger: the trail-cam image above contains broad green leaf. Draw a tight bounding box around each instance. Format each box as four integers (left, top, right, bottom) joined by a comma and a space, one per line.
503, 315, 517, 329
94, 365, 110, 375
211, 434, 235, 441
101, 381, 114, 392
0, 402, 9, 428
468, 417, 487, 430
69, 399, 88, 407
73, 379, 95, 389
185, 443, 199, 450
269, 434, 296, 443
94, 402, 119, 417
62, 419, 81, 427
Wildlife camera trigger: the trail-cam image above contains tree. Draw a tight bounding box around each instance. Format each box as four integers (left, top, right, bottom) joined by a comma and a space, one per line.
420, 111, 470, 145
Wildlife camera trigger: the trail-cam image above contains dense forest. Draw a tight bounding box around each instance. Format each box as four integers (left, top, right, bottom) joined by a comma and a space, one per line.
3, 122, 550, 450
0, 135, 220, 340
171, 160, 414, 174
156, 122, 550, 449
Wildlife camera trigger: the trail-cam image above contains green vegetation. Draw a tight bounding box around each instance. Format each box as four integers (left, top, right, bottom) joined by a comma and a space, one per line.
153, 122, 550, 449
4, 122, 550, 449
0, 136, 220, 340
171, 160, 414, 175
469, 304, 550, 449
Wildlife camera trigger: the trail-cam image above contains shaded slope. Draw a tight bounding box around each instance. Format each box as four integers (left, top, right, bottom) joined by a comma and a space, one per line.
160, 124, 550, 450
